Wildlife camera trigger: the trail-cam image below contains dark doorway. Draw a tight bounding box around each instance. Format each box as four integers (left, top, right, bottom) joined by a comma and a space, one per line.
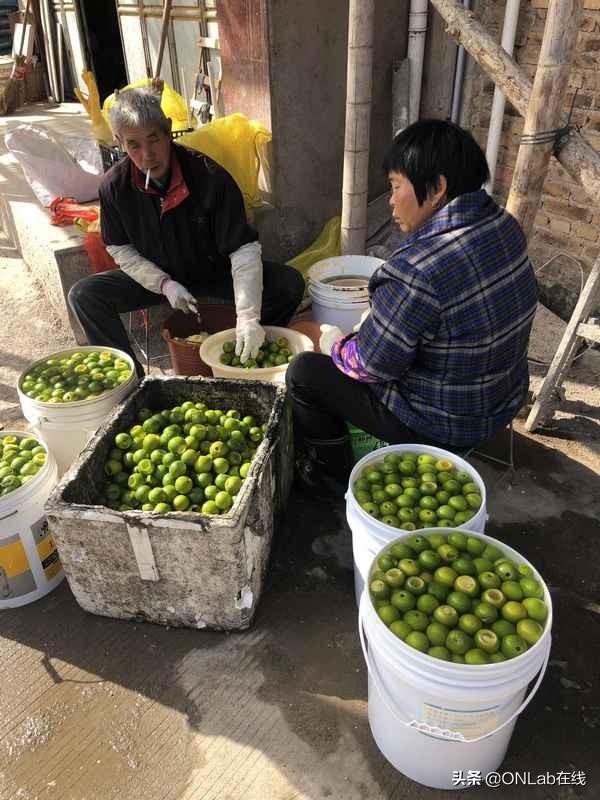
78, 0, 127, 101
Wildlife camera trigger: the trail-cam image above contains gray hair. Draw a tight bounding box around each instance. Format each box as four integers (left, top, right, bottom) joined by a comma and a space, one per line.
109, 87, 171, 137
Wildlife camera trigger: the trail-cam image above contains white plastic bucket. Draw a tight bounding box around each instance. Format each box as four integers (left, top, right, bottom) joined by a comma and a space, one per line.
359, 529, 552, 790
0, 432, 63, 608
308, 255, 384, 333
199, 326, 314, 383
17, 346, 138, 477
347, 444, 487, 603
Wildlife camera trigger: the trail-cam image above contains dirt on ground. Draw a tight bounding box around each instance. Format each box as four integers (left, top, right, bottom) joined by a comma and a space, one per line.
1, 254, 599, 800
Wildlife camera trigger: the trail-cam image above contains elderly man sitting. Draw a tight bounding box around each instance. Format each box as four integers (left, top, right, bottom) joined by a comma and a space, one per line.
69, 87, 304, 376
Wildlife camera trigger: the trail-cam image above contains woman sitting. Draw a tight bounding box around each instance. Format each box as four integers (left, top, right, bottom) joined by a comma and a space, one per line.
286, 119, 538, 490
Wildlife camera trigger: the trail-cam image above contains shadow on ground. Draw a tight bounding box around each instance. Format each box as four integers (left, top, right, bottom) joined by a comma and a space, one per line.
1, 432, 599, 799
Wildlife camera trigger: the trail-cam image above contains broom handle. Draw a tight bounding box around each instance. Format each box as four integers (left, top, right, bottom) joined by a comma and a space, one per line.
154, 0, 173, 80
17, 0, 32, 59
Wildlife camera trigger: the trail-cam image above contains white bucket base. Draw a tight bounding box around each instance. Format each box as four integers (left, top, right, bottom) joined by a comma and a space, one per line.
368, 674, 517, 790
1, 433, 64, 609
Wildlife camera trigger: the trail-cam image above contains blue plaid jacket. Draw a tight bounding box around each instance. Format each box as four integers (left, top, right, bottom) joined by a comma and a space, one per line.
357, 190, 538, 447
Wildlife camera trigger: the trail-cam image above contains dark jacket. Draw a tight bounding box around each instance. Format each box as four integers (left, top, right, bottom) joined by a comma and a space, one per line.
99, 144, 258, 287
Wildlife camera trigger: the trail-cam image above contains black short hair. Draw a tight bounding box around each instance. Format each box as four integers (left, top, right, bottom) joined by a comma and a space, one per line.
383, 119, 490, 205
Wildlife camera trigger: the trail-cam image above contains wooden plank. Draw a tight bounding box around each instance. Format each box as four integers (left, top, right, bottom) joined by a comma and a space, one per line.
430, 0, 600, 206
525, 254, 600, 430
506, 0, 582, 237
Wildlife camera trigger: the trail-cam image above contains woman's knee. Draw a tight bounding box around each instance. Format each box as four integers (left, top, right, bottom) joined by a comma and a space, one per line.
286, 351, 331, 396
286, 265, 306, 308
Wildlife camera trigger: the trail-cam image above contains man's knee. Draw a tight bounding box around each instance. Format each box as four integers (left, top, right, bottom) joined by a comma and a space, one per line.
285, 265, 305, 310
68, 275, 97, 313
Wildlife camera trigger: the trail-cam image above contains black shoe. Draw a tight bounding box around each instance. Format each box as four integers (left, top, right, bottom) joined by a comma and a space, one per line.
294, 434, 354, 498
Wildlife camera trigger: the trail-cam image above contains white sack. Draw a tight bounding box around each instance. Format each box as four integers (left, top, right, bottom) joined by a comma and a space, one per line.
4, 124, 102, 207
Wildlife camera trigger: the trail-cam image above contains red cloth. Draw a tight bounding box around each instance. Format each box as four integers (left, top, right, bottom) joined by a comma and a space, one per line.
50, 197, 99, 226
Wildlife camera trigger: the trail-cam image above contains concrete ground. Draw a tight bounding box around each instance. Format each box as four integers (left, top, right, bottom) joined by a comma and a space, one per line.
1, 251, 599, 800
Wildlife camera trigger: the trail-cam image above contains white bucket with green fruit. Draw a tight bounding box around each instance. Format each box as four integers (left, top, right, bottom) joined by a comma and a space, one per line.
17, 346, 138, 477
347, 444, 487, 603
0, 431, 63, 608
358, 528, 552, 790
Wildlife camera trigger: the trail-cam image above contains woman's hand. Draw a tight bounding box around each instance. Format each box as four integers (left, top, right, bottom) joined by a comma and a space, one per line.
319, 324, 343, 356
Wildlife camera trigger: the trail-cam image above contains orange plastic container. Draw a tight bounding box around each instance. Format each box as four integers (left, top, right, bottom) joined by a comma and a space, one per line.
160, 305, 237, 376
84, 232, 117, 273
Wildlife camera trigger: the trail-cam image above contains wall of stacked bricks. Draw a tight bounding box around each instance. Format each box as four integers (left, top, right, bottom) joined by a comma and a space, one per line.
463, 0, 600, 319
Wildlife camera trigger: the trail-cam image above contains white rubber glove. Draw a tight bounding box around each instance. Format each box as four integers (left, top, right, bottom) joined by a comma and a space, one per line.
230, 241, 266, 363
161, 279, 199, 315
319, 324, 343, 356
353, 308, 371, 333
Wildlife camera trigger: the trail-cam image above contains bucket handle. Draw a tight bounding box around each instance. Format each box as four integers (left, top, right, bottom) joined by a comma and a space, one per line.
358, 594, 551, 744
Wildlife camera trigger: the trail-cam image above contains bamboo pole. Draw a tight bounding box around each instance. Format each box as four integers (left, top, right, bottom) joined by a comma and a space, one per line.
506, 0, 582, 236
430, 0, 600, 205
154, 0, 173, 80
340, 0, 375, 256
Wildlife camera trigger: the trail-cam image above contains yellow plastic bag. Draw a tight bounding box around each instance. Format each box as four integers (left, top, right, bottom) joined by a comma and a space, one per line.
179, 113, 271, 215
74, 71, 114, 145
103, 79, 195, 134
286, 216, 341, 279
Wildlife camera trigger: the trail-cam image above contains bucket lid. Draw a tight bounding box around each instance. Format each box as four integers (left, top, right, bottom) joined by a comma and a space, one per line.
309, 255, 384, 285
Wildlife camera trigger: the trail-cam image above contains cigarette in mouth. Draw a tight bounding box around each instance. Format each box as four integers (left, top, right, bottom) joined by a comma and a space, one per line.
145, 168, 151, 190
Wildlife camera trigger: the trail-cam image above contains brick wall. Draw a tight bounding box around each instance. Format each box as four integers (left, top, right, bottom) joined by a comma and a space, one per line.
465, 0, 600, 319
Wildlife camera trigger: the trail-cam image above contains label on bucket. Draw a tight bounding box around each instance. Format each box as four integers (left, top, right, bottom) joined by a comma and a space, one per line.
32, 518, 62, 580
0, 534, 36, 599
421, 702, 501, 740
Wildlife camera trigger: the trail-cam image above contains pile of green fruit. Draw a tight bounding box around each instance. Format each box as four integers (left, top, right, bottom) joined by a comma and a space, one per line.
0, 434, 48, 498
20, 349, 133, 403
370, 531, 549, 664
219, 336, 294, 369
353, 451, 482, 530
100, 401, 267, 515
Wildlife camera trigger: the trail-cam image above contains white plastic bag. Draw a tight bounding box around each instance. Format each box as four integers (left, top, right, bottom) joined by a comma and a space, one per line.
4, 124, 102, 207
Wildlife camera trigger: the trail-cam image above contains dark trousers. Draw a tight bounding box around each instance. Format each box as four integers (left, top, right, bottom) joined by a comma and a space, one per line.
68, 261, 305, 373
286, 351, 444, 447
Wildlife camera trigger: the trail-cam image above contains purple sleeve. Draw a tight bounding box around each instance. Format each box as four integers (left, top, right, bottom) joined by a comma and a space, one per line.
331, 334, 380, 383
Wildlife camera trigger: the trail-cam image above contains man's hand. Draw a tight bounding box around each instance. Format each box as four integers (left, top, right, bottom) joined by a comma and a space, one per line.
319, 324, 343, 356
235, 319, 265, 364
161, 279, 198, 315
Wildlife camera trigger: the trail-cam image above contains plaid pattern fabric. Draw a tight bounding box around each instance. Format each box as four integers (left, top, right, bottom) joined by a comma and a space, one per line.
353, 190, 538, 447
